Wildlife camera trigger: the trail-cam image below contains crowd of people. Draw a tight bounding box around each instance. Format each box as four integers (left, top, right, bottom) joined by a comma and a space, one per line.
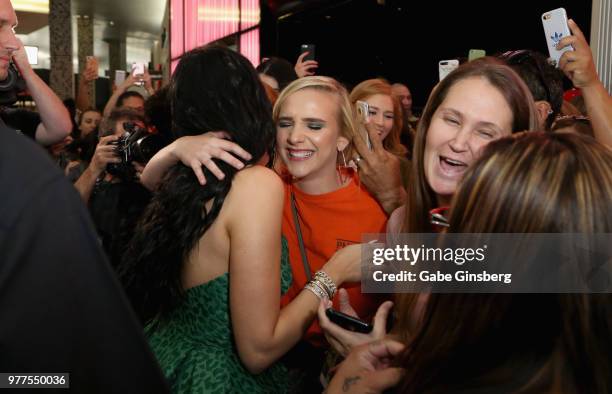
1, 0, 611, 391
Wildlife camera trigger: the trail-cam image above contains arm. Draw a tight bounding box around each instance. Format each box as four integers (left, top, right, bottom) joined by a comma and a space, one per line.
74, 135, 120, 202
558, 19, 612, 146
142, 68, 156, 97
140, 132, 252, 190
352, 123, 407, 214
227, 168, 361, 373
76, 57, 98, 112
103, 73, 137, 116
326, 339, 405, 394
12, 39, 72, 145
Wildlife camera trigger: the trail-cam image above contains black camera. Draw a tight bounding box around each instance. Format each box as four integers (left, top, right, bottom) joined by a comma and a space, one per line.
106, 122, 167, 180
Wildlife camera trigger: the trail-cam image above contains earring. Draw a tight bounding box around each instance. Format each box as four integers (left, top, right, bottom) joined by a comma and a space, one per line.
341, 150, 348, 168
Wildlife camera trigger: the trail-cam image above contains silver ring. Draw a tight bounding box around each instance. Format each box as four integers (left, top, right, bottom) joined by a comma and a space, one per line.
354, 156, 362, 165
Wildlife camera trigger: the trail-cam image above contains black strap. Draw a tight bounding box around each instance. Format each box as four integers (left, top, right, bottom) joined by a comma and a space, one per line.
290, 191, 312, 281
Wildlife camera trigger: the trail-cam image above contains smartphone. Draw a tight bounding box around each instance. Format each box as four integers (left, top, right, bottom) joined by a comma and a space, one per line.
114, 70, 126, 87
468, 49, 486, 62
131, 62, 146, 86
131, 62, 145, 77
326, 308, 373, 334
300, 44, 315, 61
355, 100, 372, 150
439, 59, 459, 81
542, 8, 573, 67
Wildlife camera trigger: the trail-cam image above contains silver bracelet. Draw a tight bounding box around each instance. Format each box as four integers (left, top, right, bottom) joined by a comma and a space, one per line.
304, 280, 328, 300
315, 271, 337, 299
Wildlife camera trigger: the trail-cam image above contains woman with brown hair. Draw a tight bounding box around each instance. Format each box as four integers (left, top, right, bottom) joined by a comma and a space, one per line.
400, 57, 539, 233
327, 131, 612, 393
313, 58, 539, 353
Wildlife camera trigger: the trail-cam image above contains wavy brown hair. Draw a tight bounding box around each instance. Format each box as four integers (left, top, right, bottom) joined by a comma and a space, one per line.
394, 132, 612, 394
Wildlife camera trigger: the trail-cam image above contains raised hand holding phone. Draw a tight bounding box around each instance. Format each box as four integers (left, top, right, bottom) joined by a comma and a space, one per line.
295, 44, 318, 77
355, 100, 372, 150
542, 8, 573, 67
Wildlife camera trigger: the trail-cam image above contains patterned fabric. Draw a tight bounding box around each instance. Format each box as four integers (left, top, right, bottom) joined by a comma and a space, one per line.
147, 237, 293, 394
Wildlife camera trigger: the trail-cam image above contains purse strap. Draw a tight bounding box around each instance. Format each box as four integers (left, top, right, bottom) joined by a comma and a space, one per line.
290, 191, 312, 281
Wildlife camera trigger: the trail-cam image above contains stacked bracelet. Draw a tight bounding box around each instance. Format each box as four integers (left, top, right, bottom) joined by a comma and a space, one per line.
304, 270, 338, 300
314, 271, 337, 299
304, 281, 328, 300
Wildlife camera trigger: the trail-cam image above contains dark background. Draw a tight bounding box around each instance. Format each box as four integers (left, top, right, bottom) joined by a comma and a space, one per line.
261, 0, 592, 112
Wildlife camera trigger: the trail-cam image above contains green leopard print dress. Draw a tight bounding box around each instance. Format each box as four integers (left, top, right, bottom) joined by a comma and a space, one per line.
146, 238, 293, 393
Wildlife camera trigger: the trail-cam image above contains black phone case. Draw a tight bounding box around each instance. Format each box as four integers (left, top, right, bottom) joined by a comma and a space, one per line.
325, 308, 373, 334
301, 44, 315, 61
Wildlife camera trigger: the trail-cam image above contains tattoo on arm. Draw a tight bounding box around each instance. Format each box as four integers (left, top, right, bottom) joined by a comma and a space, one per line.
342, 376, 361, 392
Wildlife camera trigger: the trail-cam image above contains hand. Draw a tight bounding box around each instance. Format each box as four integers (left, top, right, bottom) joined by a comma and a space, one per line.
170, 131, 253, 185
119, 73, 137, 91
294, 52, 319, 77
142, 68, 154, 93
557, 19, 599, 89
318, 290, 393, 357
322, 243, 363, 285
89, 135, 121, 175
326, 339, 405, 394
352, 123, 406, 214
10, 37, 32, 76
83, 57, 99, 82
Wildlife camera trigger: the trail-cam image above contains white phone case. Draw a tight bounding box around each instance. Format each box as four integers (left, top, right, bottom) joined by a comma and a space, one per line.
114, 70, 126, 87
439, 59, 459, 81
542, 8, 573, 67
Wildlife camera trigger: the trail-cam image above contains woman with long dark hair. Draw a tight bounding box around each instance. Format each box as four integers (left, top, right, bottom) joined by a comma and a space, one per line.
121, 46, 359, 393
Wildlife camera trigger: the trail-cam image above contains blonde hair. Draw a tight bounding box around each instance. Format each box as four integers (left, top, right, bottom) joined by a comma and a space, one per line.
350, 78, 407, 157
273, 76, 358, 164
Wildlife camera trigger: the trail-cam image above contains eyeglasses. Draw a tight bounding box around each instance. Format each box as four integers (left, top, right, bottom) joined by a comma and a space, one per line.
499, 49, 551, 104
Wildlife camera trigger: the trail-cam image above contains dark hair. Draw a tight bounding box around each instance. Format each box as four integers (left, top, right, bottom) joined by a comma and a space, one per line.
395, 133, 612, 394
256, 57, 298, 91
63, 98, 79, 138
552, 115, 594, 137
120, 45, 275, 322
116, 91, 145, 108
99, 107, 146, 137
500, 50, 564, 129
144, 85, 173, 144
